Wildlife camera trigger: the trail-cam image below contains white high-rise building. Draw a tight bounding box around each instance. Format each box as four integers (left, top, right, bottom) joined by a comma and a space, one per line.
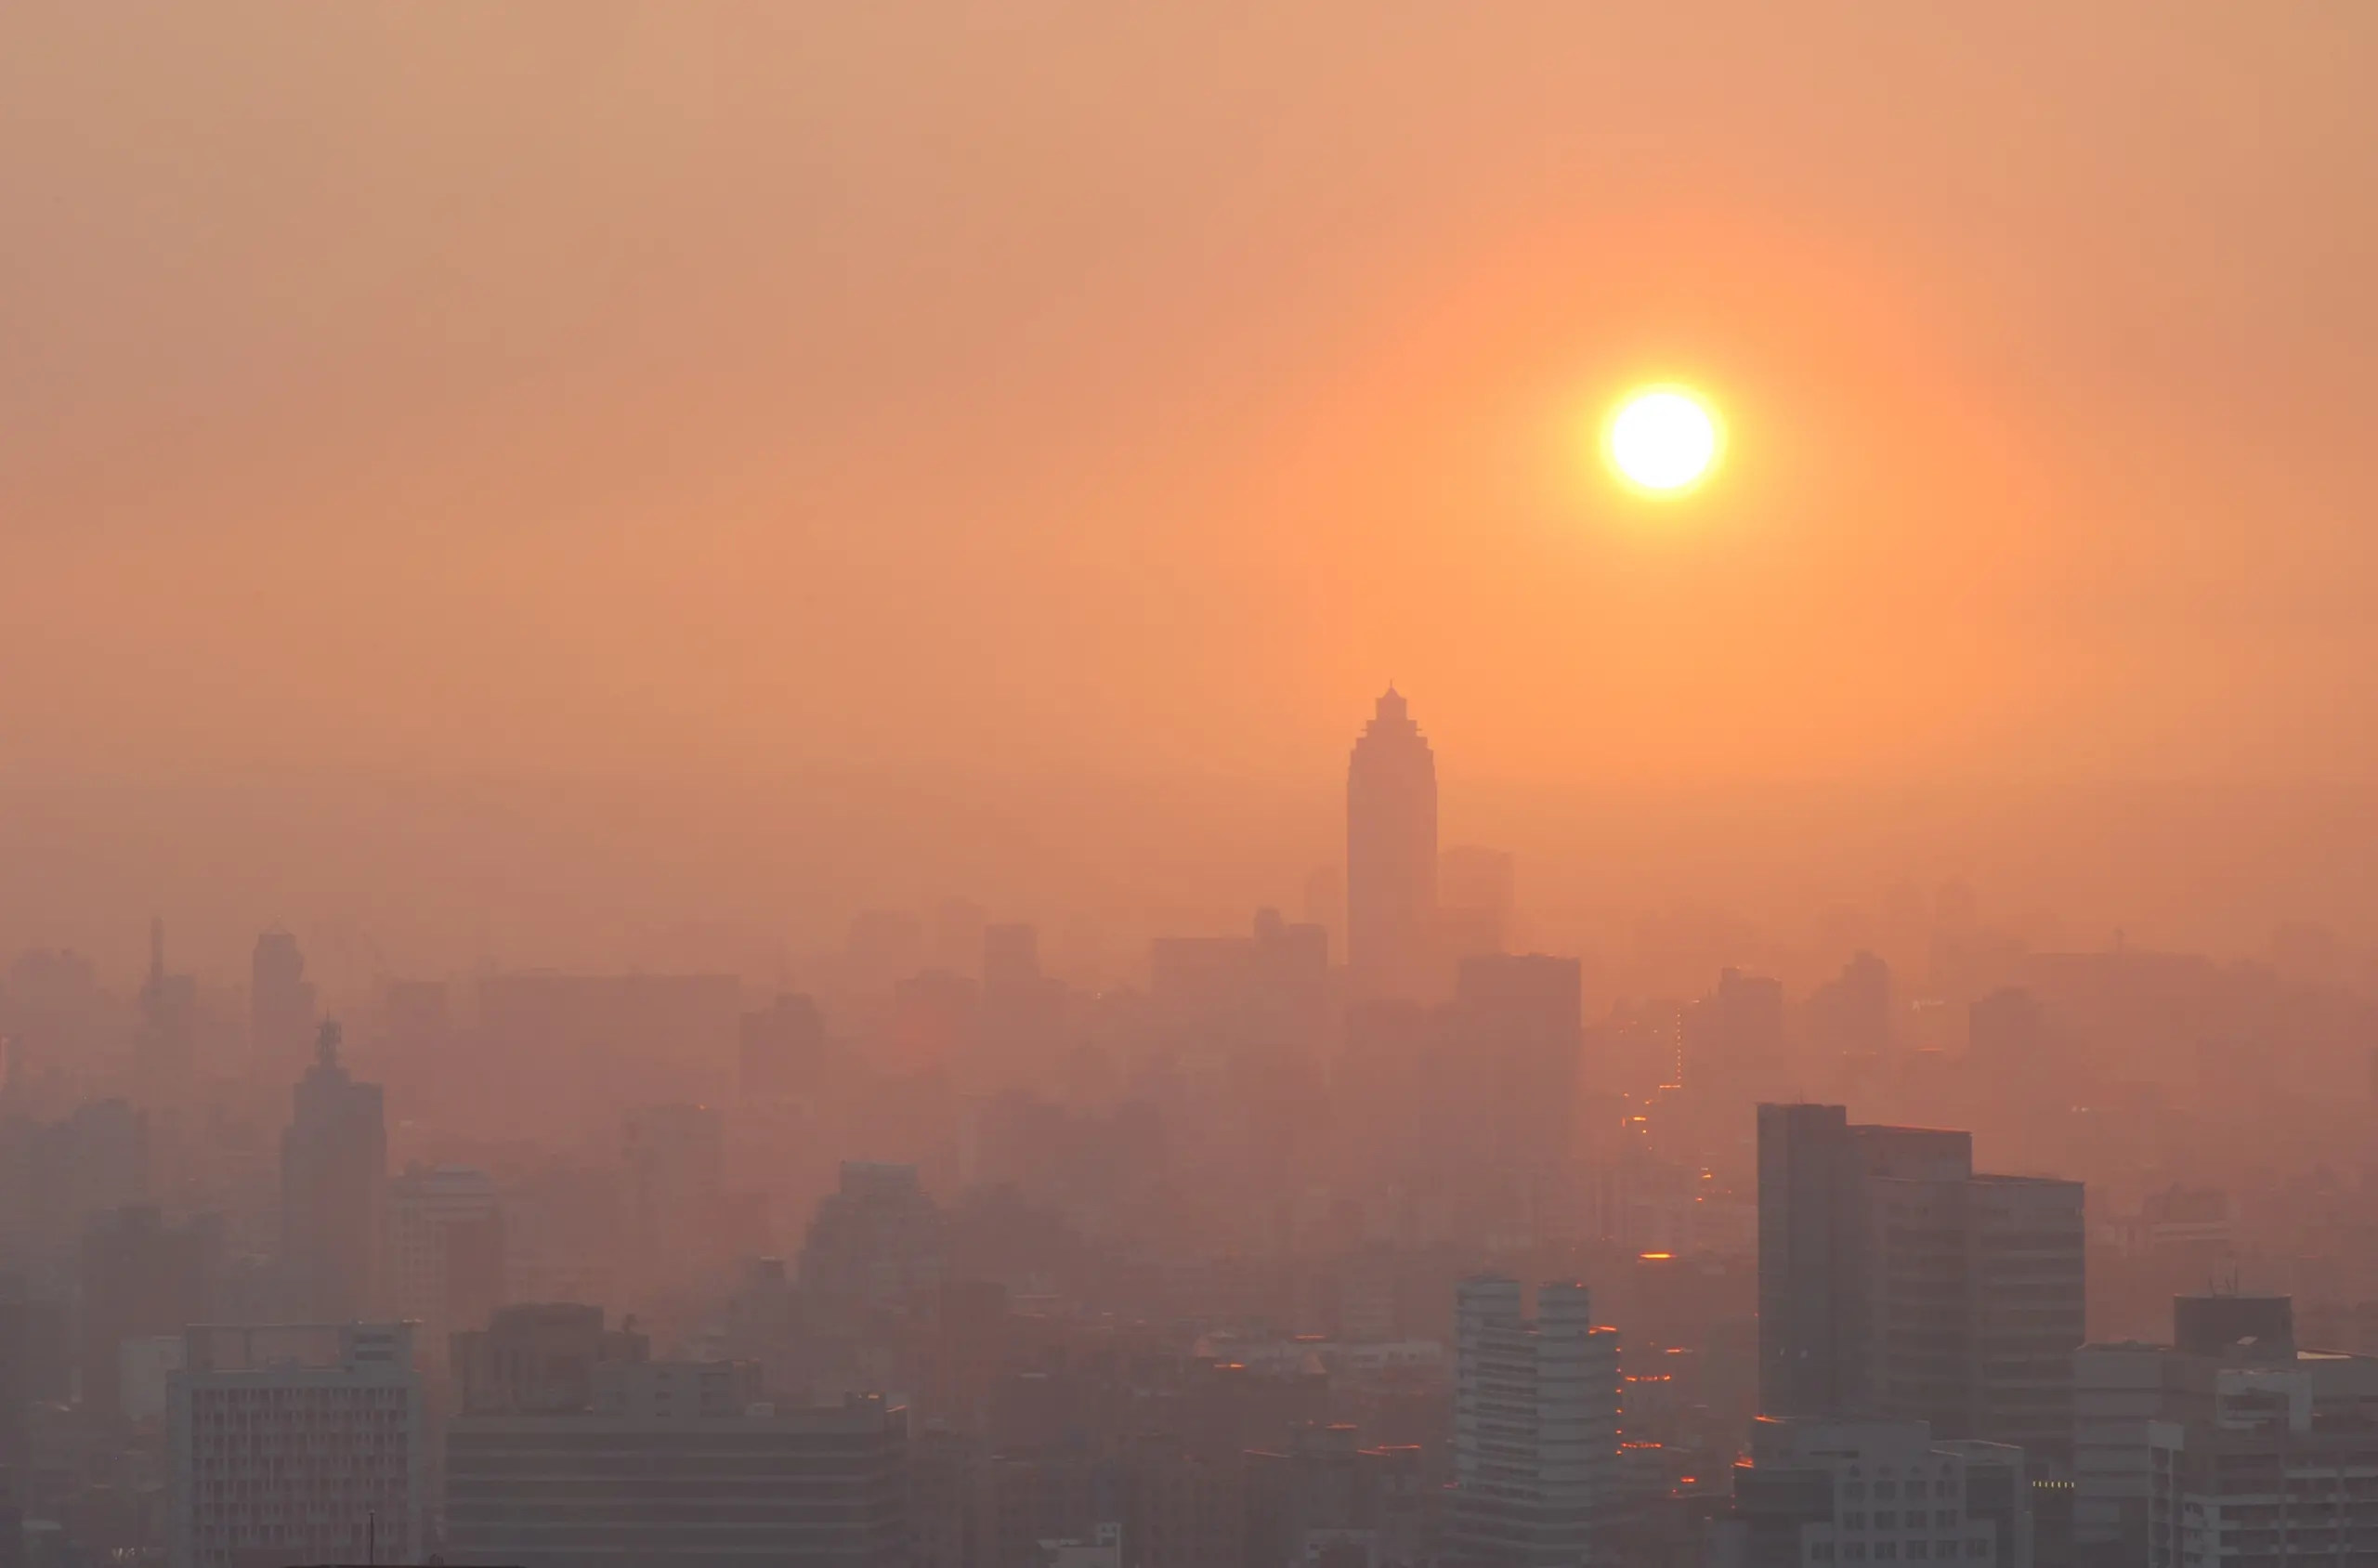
167, 1322, 425, 1568
385, 1164, 504, 1374
1447, 1276, 1621, 1568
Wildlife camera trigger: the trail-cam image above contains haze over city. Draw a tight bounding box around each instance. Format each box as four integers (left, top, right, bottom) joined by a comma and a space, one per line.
3, 7, 2376, 1568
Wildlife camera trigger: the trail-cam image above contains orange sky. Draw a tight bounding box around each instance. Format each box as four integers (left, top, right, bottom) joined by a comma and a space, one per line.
4, 4, 2375, 977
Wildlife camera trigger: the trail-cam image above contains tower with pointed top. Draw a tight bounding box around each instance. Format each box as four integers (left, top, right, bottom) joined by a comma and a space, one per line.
1346, 686, 1438, 1000
281, 1019, 386, 1320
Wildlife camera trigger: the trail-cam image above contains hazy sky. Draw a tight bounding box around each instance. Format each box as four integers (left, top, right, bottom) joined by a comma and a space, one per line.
5, 4, 2375, 974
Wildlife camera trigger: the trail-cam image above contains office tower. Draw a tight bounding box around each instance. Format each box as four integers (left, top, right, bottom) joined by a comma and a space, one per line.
1149, 908, 1330, 1065
1346, 686, 1437, 1001
1456, 954, 1583, 1172
622, 1104, 725, 1292
280, 1021, 386, 1321
1446, 1276, 1621, 1568
2071, 1292, 2378, 1568
0, 1281, 72, 1473
137, 919, 200, 1086
798, 1161, 945, 1311
1756, 1104, 2085, 1460
739, 992, 828, 1101
385, 1165, 504, 1378
1709, 1417, 2032, 1568
444, 1382, 908, 1568
78, 1206, 221, 1426
1682, 967, 1788, 1099
1805, 949, 1893, 1063
32, 1097, 151, 1263
249, 926, 317, 1070
167, 1322, 425, 1568
1438, 844, 1517, 966
451, 1302, 649, 1415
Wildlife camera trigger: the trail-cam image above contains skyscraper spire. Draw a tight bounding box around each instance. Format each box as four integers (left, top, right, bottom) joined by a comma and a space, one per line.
1346, 686, 1437, 1000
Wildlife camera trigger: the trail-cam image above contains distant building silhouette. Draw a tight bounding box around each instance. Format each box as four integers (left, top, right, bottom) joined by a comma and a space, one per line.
1454, 954, 1583, 1174
799, 1161, 945, 1312
79, 1205, 220, 1428
385, 1165, 503, 1379
1346, 687, 1437, 1001
138, 918, 199, 1085
250, 926, 316, 1071
279, 1022, 386, 1321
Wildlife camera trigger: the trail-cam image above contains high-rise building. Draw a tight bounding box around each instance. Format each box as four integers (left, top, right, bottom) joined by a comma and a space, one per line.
622, 1104, 726, 1293
385, 1165, 504, 1378
280, 1021, 387, 1321
1683, 968, 1788, 1099
1446, 1276, 1621, 1568
250, 927, 317, 1071
1756, 1104, 2085, 1462
167, 1322, 425, 1568
78, 1206, 221, 1426
1346, 686, 1437, 1001
444, 1386, 908, 1568
1149, 908, 1330, 1065
138, 918, 200, 1086
1454, 954, 1583, 1173
798, 1161, 945, 1312
2071, 1292, 2378, 1568
1709, 1416, 2033, 1568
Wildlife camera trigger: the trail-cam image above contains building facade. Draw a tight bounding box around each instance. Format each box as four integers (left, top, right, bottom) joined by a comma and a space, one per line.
444, 1388, 908, 1568
1446, 1276, 1621, 1567
166, 1322, 424, 1568
1711, 1417, 2032, 1568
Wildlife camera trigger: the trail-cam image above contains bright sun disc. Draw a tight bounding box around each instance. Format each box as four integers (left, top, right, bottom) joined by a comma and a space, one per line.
1607, 387, 1719, 493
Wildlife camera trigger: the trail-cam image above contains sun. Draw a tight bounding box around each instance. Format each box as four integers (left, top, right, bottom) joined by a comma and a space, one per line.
1605, 385, 1721, 495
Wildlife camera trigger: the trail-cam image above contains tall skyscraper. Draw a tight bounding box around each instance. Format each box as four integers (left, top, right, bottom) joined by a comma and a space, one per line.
1446, 1276, 1621, 1568
280, 1022, 386, 1321
250, 926, 317, 1071
1756, 1104, 2084, 1462
622, 1104, 726, 1294
1346, 686, 1437, 1001
138, 918, 199, 1085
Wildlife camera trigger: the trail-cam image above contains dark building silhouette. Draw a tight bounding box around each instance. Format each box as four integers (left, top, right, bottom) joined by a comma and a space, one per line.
1683, 968, 1787, 1099
79, 1206, 221, 1426
1757, 1104, 2085, 1461
280, 1022, 386, 1321
799, 1161, 945, 1312
451, 1302, 649, 1415
250, 926, 317, 1071
1454, 954, 1583, 1173
1150, 908, 1330, 1065
137, 919, 200, 1086
1346, 686, 1437, 1001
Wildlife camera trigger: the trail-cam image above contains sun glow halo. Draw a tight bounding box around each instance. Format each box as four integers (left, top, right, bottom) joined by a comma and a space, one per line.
1606, 386, 1720, 495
